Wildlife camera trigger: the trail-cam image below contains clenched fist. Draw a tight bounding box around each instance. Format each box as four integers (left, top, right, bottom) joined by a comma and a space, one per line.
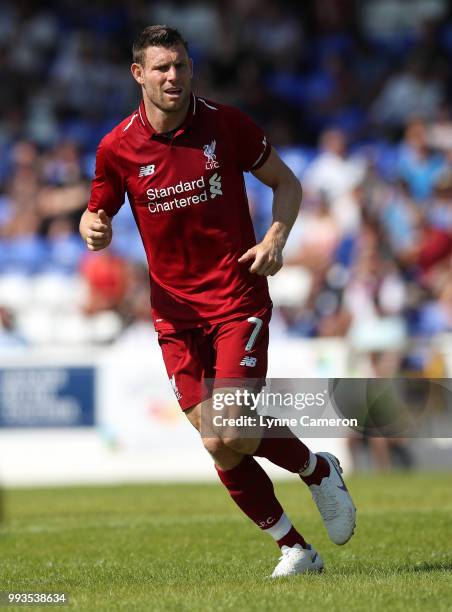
80, 209, 112, 251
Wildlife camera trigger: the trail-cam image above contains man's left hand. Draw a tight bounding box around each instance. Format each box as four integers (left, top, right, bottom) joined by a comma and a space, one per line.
238, 237, 283, 276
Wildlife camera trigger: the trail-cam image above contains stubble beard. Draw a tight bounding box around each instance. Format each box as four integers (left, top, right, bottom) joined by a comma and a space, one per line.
146, 87, 190, 115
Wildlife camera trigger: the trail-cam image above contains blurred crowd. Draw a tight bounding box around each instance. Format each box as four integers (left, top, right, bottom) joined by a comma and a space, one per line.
1, 0, 452, 368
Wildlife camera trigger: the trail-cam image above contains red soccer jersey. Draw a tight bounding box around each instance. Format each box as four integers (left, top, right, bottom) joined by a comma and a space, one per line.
88, 94, 272, 331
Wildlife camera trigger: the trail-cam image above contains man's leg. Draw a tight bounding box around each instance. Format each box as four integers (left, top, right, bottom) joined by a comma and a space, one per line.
203, 402, 356, 547
185, 403, 314, 555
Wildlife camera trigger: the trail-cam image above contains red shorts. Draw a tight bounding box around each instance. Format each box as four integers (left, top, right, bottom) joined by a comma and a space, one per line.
157, 307, 271, 410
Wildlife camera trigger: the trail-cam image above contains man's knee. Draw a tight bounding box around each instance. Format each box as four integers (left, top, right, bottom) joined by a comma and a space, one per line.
202, 435, 226, 457
202, 435, 245, 470
222, 434, 261, 455
185, 399, 261, 457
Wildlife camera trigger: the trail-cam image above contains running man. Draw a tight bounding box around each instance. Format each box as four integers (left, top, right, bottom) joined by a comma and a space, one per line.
80, 25, 356, 578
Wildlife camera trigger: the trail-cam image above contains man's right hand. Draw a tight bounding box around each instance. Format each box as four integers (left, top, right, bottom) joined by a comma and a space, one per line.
80, 209, 113, 251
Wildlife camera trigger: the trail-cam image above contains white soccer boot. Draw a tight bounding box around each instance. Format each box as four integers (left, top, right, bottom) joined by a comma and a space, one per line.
308, 452, 356, 545
271, 544, 324, 578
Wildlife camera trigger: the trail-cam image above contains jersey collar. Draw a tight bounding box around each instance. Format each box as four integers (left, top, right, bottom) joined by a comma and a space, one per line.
138, 93, 197, 140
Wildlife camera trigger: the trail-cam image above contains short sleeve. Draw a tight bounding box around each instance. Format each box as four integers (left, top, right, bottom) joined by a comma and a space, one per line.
229, 108, 271, 172
88, 135, 125, 217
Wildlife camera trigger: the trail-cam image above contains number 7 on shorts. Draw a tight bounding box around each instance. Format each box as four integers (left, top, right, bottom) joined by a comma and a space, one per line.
245, 316, 263, 351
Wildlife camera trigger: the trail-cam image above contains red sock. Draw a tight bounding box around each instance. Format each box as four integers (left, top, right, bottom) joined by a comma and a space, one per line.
215, 455, 307, 548
215, 455, 284, 529
253, 424, 312, 473
277, 526, 307, 549
301, 454, 330, 486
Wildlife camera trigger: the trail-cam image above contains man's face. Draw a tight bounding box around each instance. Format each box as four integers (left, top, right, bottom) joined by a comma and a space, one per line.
132, 44, 193, 113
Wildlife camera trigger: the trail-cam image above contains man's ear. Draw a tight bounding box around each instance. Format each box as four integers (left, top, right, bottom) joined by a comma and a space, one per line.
131, 63, 144, 86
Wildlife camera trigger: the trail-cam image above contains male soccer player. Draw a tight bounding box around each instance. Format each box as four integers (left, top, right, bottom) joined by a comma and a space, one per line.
80, 25, 356, 578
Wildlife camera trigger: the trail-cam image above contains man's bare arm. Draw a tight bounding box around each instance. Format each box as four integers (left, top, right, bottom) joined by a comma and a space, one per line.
238, 147, 302, 276
79, 209, 113, 251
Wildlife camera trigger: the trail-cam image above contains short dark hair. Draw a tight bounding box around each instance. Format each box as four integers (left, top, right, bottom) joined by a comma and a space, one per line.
132, 25, 188, 65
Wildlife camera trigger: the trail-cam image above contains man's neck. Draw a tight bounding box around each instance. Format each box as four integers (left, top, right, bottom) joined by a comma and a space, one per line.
143, 95, 191, 134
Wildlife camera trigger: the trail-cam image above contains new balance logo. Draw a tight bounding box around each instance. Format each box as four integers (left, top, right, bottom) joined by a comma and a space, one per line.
139, 164, 156, 177
240, 356, 257, 367
209, 173, 222, 198
170, 374, 182, 400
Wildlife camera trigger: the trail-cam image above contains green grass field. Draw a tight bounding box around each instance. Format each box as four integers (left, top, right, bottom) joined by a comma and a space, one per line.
1, 472, 452, 611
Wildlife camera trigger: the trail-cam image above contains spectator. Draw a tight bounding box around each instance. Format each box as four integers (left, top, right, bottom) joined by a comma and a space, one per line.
397, 119, 445, 201
370, 54, 445, 128
303, 128, 366, 200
